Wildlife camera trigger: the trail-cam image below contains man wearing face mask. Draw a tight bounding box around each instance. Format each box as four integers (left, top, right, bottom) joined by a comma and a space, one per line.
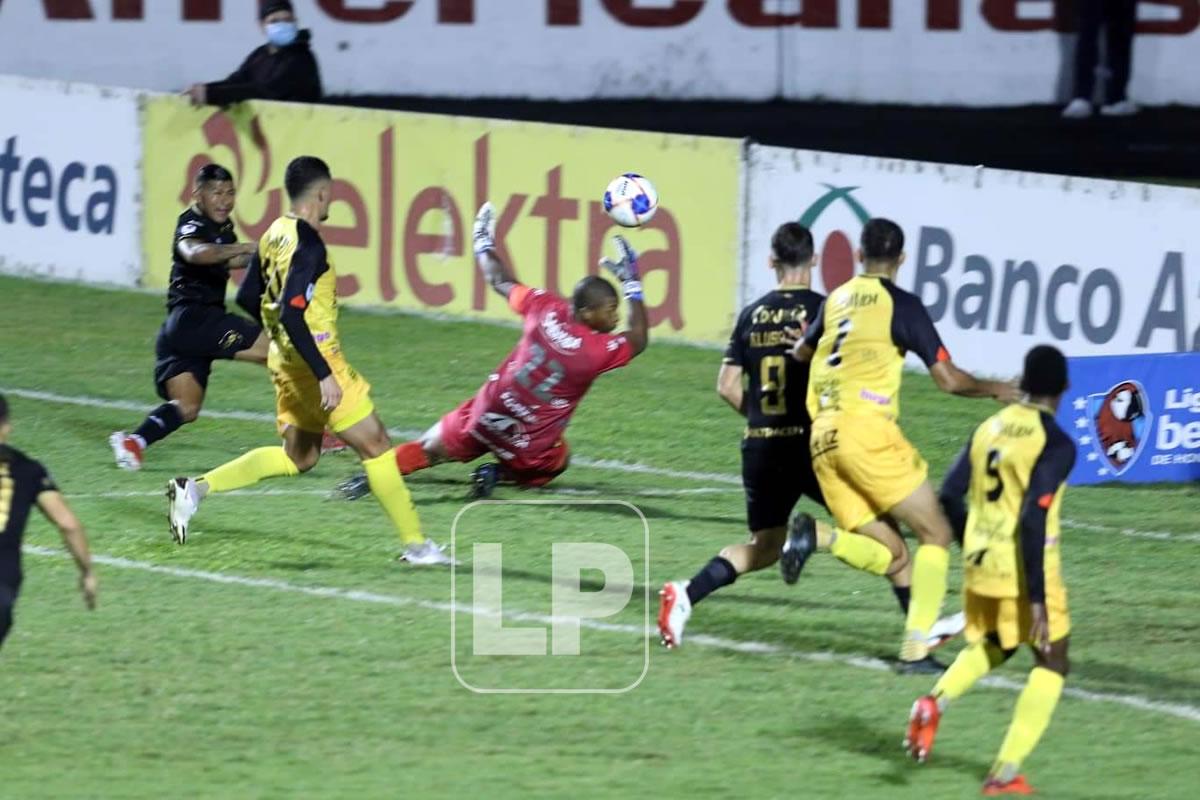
184, 0, 322, 107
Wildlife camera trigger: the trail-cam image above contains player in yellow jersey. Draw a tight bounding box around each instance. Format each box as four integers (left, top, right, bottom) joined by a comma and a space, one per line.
166, 156, 450, 565
789, 218, 1019, 673
904, 345, 1075, 796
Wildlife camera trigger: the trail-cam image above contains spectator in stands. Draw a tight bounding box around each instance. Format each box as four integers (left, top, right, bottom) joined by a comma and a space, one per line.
183, 1, 322, 107
1063, 0, 1139, 119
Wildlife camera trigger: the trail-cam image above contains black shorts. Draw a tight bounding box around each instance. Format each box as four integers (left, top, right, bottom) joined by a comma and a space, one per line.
154, 305, 260, 400
0, 581, 19, 651
742, 435, 826, 532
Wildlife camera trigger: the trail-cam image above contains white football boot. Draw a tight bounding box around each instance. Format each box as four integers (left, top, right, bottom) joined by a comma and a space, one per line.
399, 540, 456, 566
925, 611, 966, 652
657, 580, 692, 649
166, 477, 201, 545
109, 432, 144, 471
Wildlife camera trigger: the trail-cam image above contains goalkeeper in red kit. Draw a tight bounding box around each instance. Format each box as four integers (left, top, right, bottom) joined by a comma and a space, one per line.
336, 202, 649, 500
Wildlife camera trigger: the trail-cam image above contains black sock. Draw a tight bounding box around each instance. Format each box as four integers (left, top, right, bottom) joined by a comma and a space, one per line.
686, 556, 738, 606
892, 585, 911, 615
133, 402, 185, 448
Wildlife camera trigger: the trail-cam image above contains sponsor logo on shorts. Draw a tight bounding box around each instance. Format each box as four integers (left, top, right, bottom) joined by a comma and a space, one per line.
810, 428, 839, 458
218, 330, 244, 351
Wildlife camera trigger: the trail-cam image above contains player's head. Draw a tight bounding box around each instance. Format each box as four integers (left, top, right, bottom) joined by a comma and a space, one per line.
572, 275, 620, 333
192, 163, 236, 224
0, 393, 9, 442
1020, 344, 1069, 406
285, 156, 333, 222
858, 217, 906, 274
260, 1, 299, 48
769, 222, 816, 280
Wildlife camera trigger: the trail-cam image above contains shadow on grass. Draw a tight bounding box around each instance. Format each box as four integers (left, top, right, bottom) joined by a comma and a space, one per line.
800, 712, 990, 787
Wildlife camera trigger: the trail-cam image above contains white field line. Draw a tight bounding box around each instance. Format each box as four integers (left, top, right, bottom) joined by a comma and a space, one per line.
68, 487, 741, 500
5, 387, 1196, 544
22, 544, 1200, 724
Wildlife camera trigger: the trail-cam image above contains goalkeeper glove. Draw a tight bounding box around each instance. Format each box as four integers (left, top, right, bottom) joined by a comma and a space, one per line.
599, 235, 642, 301
473, 202, 496, 255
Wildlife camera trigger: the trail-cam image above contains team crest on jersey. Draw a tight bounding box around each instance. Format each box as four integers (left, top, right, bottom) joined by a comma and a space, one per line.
1083, 380, 1152, 475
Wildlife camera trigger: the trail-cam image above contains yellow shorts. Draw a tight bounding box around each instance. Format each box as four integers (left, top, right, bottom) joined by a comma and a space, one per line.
271, 354, 374, 436
809, 413, 928, 530
963, 583, 1071, 651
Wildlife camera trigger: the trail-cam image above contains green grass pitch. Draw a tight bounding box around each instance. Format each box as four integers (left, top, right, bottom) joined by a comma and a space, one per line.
1, 275, 1197, 799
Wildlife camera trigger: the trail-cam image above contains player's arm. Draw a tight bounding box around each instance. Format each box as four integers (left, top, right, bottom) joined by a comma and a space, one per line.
938, 434, 974, 546
235, 251, 265, 325
177, 237, 257, 267
599, 236, 649, 356
278, 242, 333, 383
892, 292, 1020, 403
789, 301, 824, 364
930, 360, 1020, 403
472, 202, 520, 300
716, 364, 745, 417
717, 311, 748, 415
1018, 430, 1076, 604
36, 489, 97, 610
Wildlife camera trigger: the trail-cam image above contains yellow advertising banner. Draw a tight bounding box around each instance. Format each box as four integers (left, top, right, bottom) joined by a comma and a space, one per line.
142, 98, 742, 343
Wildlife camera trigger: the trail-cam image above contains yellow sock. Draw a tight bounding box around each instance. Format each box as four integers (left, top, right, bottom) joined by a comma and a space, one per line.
993, 667, 1065, 777
363, 451, 425, 546
932, 640, 1006, 706
815, 521, 835, 549
900, 544, 950, 661
201, 447, 298, 494
829, 529, 893, 576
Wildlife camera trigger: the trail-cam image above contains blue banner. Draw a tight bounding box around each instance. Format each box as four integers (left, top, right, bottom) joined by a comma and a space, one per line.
1059, 353, 1200, 485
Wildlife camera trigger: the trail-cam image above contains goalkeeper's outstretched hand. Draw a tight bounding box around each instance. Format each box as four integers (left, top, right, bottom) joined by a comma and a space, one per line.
473, 202, 497, 255
599, 236, 643, 301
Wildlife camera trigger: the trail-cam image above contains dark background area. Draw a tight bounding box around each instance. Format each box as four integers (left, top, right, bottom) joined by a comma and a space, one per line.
329, 96, 1200, 185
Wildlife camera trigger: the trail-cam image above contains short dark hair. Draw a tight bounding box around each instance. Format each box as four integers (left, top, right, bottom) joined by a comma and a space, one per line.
0, 392, 8, 424
260, 0, 294, 20
284, 156, 331, 202
861, 218, 905, 262
1020, 345, 1069, 397
194, 163, 234, 188
572, 275, 618, 314
772, 222, 815, 267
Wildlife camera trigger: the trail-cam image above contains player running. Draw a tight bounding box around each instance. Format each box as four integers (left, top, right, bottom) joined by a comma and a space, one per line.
905, 345, 1075, 796
110, 164, 267, 470
789, 218, 1019, 673
1, 394, 97, 652
657, 223, 961, 650
335, 201, 648, 501
165, 156, 448, 564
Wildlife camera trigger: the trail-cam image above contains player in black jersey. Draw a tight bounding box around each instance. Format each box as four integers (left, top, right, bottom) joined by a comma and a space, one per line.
1, 394, 97, 651
657, 223, 961, 650
109, 164, 268, 471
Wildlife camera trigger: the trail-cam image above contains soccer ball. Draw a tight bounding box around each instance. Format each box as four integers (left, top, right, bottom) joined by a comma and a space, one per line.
603, 173, 659, 228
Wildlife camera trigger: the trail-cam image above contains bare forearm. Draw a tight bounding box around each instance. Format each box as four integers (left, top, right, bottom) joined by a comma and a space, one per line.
624, 297, 649, 355
181, 242, 255, 266
59, 525, 93, 575
719, 388, 746, 417
476, 249, 518, 297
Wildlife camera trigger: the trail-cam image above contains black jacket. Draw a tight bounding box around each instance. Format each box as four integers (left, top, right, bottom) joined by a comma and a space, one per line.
206, 29, 323, 106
